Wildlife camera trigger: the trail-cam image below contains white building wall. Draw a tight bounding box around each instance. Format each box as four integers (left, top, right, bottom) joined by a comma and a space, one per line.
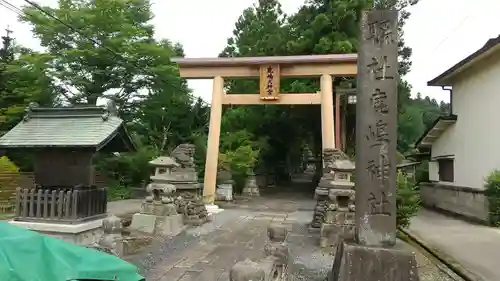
429, 124, 456, 182
431, 53, 500, 189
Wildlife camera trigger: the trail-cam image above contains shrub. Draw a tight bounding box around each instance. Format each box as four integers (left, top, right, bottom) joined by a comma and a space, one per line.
0, 156, 19, 173
396, 170, 421, 228
107, 179, 132, 202
95, 146, 158, 188
415, 160, 430, 184
485, 170, 500, 226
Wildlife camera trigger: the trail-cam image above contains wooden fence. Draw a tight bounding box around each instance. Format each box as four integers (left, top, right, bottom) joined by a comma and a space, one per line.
14, 186, 107, 223
0, 172, 109, 214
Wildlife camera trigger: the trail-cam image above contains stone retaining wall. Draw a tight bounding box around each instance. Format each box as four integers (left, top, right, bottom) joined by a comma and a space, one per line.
419, 182, 489, 223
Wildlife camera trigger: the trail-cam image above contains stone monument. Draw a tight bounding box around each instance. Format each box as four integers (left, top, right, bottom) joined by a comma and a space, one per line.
129, 159, 184, 235
90, 215, 152, 257
319, 150, 356, 248
329, 10, 419, 281
216, 167, 234, 201
229, 223, 290, 281
242, 172, 260, 197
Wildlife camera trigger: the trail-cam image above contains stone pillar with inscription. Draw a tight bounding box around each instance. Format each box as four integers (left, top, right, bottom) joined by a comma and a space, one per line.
329, 10, 419, 281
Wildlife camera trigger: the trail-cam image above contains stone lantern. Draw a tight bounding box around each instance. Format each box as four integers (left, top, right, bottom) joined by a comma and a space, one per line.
310, 149, 356, 248
129, 156, 184, 236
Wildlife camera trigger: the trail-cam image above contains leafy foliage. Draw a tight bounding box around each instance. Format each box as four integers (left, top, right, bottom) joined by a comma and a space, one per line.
0, 156, 19, 173
485, 170, 500, 226
396, 170, 421, 228
219, 130, 264, 193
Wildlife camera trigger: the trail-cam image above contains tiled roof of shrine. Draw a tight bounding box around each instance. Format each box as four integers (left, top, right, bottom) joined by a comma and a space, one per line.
0, 104, 136, 152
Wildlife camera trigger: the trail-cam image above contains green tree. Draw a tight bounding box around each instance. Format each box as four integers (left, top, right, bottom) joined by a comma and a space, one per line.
20, 0, 159, 106
0, 29, 58, 132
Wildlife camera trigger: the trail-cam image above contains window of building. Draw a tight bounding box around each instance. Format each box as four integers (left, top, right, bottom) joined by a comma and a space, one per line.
437, 159, 454, 182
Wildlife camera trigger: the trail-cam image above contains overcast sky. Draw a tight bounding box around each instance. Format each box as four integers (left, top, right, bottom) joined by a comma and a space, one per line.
1, 0, 499, 104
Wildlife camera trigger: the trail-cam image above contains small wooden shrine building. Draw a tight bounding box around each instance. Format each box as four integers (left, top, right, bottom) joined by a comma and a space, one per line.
0, 103, 136, 223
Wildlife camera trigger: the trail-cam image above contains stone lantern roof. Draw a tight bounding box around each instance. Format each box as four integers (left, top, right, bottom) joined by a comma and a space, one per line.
149, 156, 180, 168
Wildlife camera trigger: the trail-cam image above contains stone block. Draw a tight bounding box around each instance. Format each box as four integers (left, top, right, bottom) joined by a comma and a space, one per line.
315, 187, 329, 196
102, 215, 122, 234
329, 242, 419, 281
267, 223, 288, 242
184, 217, 205, 226
130, 213, 157, 234
328, 189, 355, 202
9, 219, 103, 245
230, 259, 265, 281
264, 242, 290, 266
120, 236, 153, 256
157, 214, 183, 236
130, 213, 183, 236
259, 256, 283, 281
319, 224, 343, 248
319, 223, 356, 248
140, 202, 177, 216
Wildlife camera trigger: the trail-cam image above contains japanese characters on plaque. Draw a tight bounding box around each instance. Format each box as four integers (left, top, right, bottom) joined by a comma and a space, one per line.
259, 64, 280, 100
355, 10, 398, 229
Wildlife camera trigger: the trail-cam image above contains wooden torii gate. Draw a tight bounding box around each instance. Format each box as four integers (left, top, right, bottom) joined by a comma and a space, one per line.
172, 54, 358, 204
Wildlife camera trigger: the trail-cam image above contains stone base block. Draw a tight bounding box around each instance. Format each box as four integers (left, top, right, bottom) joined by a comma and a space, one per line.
329, 242, 419, 281
96, 234, 153, 257
9, 219, 103, 245
118, 236, 153, 256
319, 223, 355, 248
130, 213, 183, 236
230, 257, 285, 281
267, 223, 288, 242
264, 242, 290, 266
183, 217, 206, 226
230, 259, 265, 281
324, 211, 354, 225
140, 202, 177, 216
205, 204, 224, 214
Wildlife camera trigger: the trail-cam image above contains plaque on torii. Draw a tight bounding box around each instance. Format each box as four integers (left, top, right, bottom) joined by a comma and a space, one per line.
259, 64, 280, 100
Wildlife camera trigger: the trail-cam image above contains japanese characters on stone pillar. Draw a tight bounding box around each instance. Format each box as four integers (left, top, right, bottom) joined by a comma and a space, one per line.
259, 64, 280, 100
355, 9, 399, 247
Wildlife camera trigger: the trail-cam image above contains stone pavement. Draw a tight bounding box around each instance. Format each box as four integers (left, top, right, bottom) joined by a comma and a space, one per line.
408, 209, 500, 281
125, 207, 332, 281
115, 196, 458, 281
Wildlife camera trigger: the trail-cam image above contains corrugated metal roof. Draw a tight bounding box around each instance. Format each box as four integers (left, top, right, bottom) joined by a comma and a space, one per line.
0, 106, 128, 149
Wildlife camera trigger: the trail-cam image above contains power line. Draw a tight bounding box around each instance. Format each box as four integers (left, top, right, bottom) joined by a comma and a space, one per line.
429, 8, 478, 55
2, 0, 210, 107
0, 0, 23, 15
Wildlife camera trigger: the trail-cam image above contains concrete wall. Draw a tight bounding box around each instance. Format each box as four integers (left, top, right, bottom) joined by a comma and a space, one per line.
432, 52, 500, 189
420, 182, 489, 222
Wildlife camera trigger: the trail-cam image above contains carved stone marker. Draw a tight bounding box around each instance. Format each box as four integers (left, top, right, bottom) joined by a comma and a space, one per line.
330, 9, 419, 281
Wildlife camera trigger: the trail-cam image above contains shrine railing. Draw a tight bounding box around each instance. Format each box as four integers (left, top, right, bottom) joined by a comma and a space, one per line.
13, 186, 108, 223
